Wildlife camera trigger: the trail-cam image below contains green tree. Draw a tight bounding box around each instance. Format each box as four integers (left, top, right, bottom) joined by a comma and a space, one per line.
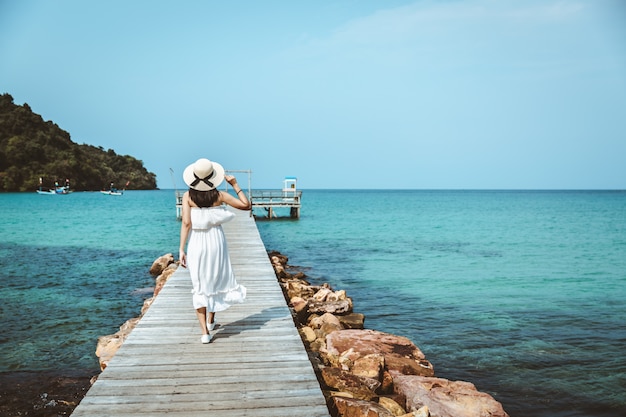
0, 93, 157, 192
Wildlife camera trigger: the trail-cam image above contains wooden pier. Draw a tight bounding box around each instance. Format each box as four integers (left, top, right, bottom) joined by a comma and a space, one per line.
71, 208, 329, 416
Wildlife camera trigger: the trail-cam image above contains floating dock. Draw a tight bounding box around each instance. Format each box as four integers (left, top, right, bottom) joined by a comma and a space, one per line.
71, 208, 329, 416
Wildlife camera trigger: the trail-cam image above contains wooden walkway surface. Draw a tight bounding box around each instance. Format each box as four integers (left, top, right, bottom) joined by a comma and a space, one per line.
71, 209, 330, 417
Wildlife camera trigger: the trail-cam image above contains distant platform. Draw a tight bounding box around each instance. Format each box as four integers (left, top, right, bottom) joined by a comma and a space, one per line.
250, 189, 302, 219
174, 189, 302, 220
175, 172, 302, 220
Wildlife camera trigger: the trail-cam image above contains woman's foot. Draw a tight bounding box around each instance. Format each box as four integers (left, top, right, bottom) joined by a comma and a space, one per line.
207, 316, 217, 331
200, 334, 212, 344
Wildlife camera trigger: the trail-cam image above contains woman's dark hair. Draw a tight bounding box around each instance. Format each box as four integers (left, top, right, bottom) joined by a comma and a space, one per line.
189, 188, 220, 208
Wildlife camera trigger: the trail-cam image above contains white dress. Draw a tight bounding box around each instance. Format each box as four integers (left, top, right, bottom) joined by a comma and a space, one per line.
187, 206, 247, 310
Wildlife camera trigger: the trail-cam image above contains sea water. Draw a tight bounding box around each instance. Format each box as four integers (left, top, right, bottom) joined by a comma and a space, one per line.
255, 190, 626, 417
0, 190, 180, 373
1, 189, 625, 416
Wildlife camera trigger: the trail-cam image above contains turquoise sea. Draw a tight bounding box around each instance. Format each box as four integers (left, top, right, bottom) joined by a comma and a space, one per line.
1, 189, 625, 416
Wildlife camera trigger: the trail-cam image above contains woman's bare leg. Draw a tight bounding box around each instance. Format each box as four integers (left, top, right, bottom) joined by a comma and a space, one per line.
195, 307, 208, 335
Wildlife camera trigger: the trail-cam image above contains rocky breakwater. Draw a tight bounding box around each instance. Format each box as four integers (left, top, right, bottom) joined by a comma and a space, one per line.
270, 251, 509, 417
95, 253, 178, 370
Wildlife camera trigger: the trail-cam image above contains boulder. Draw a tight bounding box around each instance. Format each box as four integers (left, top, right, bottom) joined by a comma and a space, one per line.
95, 317, 140, 370
273, 264, 289, 279
154, 265, 177, 296
313, 287, 334, 301
378, 396, 406, 416
95, 334, 122, 370
299, 326, 317, 343
309, 312, 342, 329
322, 367, 381, 401
380, 371, 395, 394
399, 407, 430, 417
118, 317, 140, 334
391, 374, 509, 417
285, 280, 319, 300
310, 338, 326, 352
337, 347, 360, 371
322, 330, 434, 377
290, 296, 308, 313
269, 252, 288, 266
352, 353, 385, 380
327, 289, 348, 301
308, 298, 353, 315
149, 253, 174, 276
319, 321, 343, 337
292, 271, 307, 280
331, 396, 395, 417
337, 312, 366, 329
140, 297, 154, 315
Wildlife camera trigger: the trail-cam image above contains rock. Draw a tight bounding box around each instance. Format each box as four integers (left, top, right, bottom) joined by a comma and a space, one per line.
331, 396, 395, 417
391, 374, 509, 417
273, 264, 289, 278
292, 271, 307, 280
285, 280, 319, 300
397, 406, 430, 417
313, 287, 334, 301
318, 323, 343, 340
269, 252, 288, 265
95, 317, 141, 370
153, 280, 165, 297
140, 297, 154, 315
353, 353, 385, 380
118, 317, 140, 334
291, 296, 310, 323
337, 348, 360, 371
380, 371, 395, 394
414, 406, 430, 417
299, 326, 317, 343
309, 312, 342, 329
308, 298, 353, 315
337, 312, 366, 329
149, 253, 174, 276
327, 289, 348, 301
310, 338, 326, 352
154, 265, 177, 296
328, 390, 356, 399
290, 296, 308, 313
322, 330, 434, 377
379, 396, 406, 416
95, 334, 122, 370
322, 367, 381, 401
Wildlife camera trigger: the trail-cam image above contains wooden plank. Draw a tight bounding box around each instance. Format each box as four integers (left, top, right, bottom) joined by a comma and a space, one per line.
71, 208, 329, 417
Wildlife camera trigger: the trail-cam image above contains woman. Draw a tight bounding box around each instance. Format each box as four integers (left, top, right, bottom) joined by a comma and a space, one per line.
179, 158, 251, 343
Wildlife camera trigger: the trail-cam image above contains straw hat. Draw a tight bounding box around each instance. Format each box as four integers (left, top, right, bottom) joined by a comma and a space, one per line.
182, 158, 225, 191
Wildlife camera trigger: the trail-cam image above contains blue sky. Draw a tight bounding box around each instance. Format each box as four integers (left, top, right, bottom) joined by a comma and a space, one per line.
1, 0, 625, 189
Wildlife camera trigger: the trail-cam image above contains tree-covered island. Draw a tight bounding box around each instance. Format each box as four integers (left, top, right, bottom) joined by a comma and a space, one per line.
0, 93, 157, 192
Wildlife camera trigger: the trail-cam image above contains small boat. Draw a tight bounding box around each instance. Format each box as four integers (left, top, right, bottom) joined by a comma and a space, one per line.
101, 189, 123, 196
101, 181, 128, 196
37, 187, 71, 195
37, 178, 72, 195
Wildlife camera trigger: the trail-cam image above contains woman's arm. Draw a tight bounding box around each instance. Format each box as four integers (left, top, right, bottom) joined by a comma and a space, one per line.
221, 175, 251, 210
179, 191, 192, 267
